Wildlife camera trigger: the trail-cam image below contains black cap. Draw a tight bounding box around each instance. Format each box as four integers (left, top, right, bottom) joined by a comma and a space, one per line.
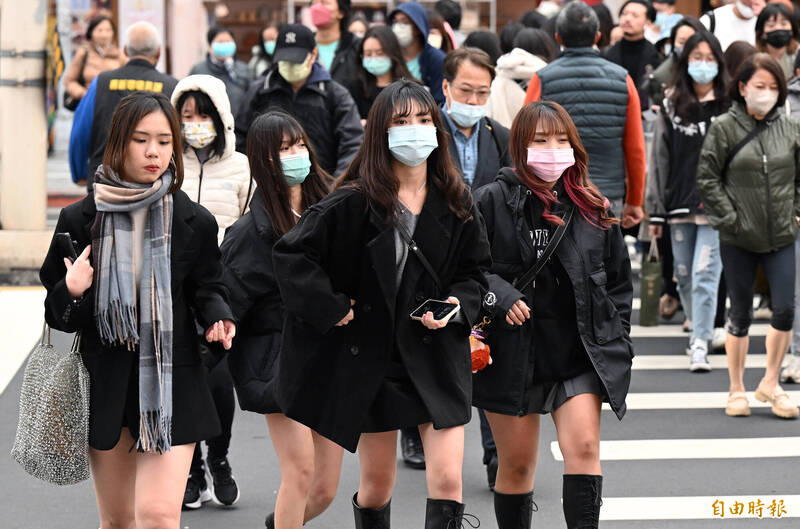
274, 24, 316, 63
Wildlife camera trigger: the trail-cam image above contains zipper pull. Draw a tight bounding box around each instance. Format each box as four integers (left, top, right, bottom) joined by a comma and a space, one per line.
763, 154, 768, 174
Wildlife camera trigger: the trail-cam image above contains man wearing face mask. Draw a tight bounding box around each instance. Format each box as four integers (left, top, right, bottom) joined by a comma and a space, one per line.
388, 1, 447, 104
309, 0, 362, 91
236, 24, 363, 177
701, 0, 766, 50
190, 26, 252, 130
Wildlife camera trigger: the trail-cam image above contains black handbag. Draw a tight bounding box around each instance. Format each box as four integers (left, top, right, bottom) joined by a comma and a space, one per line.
63, 48, 88, 111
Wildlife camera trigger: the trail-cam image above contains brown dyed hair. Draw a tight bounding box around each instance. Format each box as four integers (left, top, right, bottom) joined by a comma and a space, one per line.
443, 47, 496, 83
102, 92, 184, 192
246, 111, 333, 238
729, 52, 787, 109
510, 101, 617, 228
336, 79, 470, 224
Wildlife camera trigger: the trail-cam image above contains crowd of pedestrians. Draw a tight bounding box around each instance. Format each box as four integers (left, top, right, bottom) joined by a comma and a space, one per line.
47, 0, 800, 528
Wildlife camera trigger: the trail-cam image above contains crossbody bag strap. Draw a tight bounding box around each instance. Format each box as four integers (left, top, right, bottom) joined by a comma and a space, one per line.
720, 120, 769, 181
512, 203, 575, 291
396, 223, 443, 293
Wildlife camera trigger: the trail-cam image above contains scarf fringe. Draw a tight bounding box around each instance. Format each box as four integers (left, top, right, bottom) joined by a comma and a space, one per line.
136, 409, 172, 453
96, 300, 139, 349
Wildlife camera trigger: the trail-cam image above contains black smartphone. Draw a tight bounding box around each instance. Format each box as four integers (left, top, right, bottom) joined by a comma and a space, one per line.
410, 299, 460, 322
55, 232, 78, 262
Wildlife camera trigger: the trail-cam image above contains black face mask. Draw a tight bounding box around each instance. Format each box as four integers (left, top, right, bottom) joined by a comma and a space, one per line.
765, 29, 792, 48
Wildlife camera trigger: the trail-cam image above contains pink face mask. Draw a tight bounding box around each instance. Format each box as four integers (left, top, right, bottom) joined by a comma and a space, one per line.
526, 147, 575, 182
310, 3, 333, 28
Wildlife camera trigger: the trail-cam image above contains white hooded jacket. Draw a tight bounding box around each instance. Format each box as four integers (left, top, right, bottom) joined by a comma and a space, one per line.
171, 74, 253, 245
486, 48, 548, 128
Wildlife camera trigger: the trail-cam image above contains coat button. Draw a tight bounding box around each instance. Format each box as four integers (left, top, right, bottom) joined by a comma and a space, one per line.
422, 335, 432, 345
350, 345, 359, 356
363, 304, 372, 313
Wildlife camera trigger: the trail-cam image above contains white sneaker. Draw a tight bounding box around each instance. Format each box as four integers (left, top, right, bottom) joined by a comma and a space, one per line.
711, 327, 726, 350
780, 355, 800, 384
689, 339, 711, 372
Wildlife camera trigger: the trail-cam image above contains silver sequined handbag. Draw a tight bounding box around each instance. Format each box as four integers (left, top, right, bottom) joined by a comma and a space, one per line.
11, 325, 90, 485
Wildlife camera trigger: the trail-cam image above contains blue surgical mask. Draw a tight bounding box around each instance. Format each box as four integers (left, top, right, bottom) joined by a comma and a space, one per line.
387, 125, 438, 167
212, 41, 236, 58
363, 57, 392, 77
447, 87, 488, 128
687, 60, 718, 85
281, 152, 311, 186
655, 11, 669, 26
264, 40, 276, 56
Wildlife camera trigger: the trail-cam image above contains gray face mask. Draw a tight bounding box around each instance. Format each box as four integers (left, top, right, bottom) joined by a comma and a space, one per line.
744, 88, 778, 116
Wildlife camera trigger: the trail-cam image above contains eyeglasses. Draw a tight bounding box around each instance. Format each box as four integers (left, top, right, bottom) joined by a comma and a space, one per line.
451, 84, 491, 103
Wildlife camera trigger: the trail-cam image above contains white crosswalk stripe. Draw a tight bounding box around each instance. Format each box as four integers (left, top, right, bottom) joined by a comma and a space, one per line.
603, 391, 800, 411
0, 287, 46, 396
632, 354, 766, 370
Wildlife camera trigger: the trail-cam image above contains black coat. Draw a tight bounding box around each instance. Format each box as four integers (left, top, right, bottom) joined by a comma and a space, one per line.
39, 191, 234, 449
473, 169, 634, 419
236, 63, 363, 176
443, 115, 512, 190
219, 192, 283, 414
328, 31, 362, 91
272, 184, 491, 451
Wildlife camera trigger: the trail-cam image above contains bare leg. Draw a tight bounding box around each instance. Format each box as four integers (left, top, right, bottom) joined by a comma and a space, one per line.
356, 431, 397, 508
763, 326, 792, 388
418, 423, 464, 501
551, 393, 602, 475
726, 334, 749, 394
303, 430, 344, 521
134, 442, 196, 529
266, 413, 316, 529
484, 412, 540, 495
89, 428, 137, 529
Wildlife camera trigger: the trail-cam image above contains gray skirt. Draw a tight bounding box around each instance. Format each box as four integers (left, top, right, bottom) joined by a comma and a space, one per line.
527, 370, 606, 415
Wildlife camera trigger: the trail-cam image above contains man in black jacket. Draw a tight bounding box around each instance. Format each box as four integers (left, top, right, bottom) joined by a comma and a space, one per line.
309, 0, 361, 90
69, 21, 178, 189
236, 24, 363, 177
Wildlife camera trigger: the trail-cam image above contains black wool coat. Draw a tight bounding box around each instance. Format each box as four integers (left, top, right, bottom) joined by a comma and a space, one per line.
220, 192, 284, 414
272, 183, 491, 452
473, 169, 634, 419
39, 191, 234, 449
443, 116, 512, 190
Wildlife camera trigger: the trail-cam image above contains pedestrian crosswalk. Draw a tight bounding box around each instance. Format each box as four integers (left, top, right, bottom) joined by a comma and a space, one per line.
0, 287, 46, 396
555, 295, 800, 525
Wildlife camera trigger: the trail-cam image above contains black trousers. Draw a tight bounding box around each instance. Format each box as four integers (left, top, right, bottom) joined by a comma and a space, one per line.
191, 360, 235, 468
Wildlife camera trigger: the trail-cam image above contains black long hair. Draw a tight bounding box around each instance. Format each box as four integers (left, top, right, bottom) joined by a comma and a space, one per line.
254, 21, 281, 61
175, 90, 227, 160
336, 80, 470, 224
246, 111, 333, 238
755, 3, 799, 54
667, 31, 729, 122
357, 25, 417, 95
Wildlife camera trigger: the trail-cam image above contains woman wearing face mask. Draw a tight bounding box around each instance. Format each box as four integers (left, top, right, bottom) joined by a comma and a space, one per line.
351, 25, 418, 121
755, 2, 799, 80
646, 31, 729, 372
170, 74, 252, 509
472, 101, 633, 529
64, 15, 127, 109
220, 111, 340, 529
697, 53, 800, 420
39, 91, 235, 529
272, 79, 490, 528
250, 22, 281, 79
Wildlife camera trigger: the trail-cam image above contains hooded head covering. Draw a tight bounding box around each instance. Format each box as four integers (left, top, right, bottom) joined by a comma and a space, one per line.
389, 1, 430, 41
170, 74, 236, 160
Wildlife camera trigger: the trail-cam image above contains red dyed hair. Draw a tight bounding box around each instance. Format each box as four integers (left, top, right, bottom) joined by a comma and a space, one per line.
510, 101, 618, 229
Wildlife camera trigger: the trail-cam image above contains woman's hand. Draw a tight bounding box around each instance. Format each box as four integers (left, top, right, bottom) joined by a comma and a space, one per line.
205, 319, 236, 350
649, 224, 663, 239
64, 244, 93, 299
505, 298, 531, 326
336, 299, 356, 326
420, 296, 460, 330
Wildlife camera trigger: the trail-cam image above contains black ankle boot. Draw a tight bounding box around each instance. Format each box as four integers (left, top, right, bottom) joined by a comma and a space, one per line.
352, 492, 391, 529
562, 474, 602, 529
425, 498, 479, 528
494, 490, 536, 529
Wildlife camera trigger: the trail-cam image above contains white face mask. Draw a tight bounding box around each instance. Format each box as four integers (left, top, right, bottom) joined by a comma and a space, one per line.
736, 0, 754, 19
743, 88, 778, 116
183, 121, 217, 149
393, 23, 415, 47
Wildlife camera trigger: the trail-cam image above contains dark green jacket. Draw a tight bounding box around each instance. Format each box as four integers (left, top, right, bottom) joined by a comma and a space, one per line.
697, 101, 800, 253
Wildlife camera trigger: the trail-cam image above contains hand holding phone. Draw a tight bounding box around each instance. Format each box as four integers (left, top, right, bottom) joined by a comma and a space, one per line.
64, 244, 94, 299
411, 297, 460, 329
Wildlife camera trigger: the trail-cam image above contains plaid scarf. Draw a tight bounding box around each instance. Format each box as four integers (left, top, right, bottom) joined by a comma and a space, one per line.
92, 165, 174, 453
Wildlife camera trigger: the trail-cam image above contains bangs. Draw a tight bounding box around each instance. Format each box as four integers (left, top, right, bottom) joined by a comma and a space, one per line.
389, 83, 437, 120
282, 119, 305, 146
180, 90, 221, 122
533, 107, 567, 137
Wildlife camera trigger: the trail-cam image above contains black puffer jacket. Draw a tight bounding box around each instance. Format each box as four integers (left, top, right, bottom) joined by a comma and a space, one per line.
473, 168, 634, 419
328, 30, 362, 91
219, 192, 284, 414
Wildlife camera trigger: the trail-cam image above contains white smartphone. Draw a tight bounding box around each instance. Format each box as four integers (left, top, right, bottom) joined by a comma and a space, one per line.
410, 299, 460, 323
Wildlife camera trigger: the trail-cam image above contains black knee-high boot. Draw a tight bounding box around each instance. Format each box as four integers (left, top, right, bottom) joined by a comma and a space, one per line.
562, 475, 602, 529
494, 490, 536, 529
352, 492, 391, 529
425, 498, 477, 528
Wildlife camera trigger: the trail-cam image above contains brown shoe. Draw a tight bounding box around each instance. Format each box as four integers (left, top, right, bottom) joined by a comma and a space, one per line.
754, 381, 799, 419
725, 392, 751, 417
659, 294, 680, 320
